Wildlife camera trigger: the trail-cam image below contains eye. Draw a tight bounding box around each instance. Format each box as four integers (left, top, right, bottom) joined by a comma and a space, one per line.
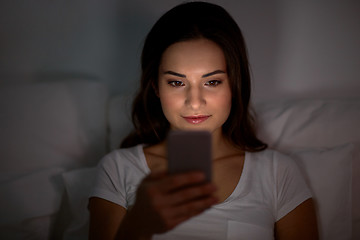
205, 80, 222, 87
168, 80, 185, 87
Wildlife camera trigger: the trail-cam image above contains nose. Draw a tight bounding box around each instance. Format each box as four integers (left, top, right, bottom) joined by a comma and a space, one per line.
185, 86, 206, 110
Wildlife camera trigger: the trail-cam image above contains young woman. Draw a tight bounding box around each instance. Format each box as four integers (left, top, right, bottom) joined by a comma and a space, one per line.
88, 2, 318, 239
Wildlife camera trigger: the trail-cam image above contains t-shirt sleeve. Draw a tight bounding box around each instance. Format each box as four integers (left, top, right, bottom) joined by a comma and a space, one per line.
274, 151, 312, 221
89, 152, 128, 208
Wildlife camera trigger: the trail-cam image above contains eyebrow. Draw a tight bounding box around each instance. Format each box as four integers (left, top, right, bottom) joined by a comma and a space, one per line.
163, 70, 226, 78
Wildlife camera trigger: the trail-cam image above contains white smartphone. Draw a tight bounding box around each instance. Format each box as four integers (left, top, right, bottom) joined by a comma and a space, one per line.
167, 130, 212, 181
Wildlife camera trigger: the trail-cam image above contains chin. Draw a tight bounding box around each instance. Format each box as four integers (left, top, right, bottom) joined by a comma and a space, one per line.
176, 125, 213, 133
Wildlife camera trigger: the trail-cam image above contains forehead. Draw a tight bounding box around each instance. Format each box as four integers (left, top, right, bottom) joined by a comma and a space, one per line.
159, 38, 226, 73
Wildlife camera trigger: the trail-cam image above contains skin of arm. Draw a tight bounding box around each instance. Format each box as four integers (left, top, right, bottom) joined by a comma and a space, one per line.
88, 171, 218, 240
89, 198, 127, 240
275, 198, 319, 240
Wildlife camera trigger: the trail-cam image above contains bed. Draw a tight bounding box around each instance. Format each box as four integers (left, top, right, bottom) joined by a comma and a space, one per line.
0, 80, 359, 239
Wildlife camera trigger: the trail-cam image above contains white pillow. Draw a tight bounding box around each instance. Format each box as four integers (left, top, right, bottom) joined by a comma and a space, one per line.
0, 167, 64, 225
61, 167, 97, 240
0, 214, 57, 240
0, 80, 108, 239
254, 99, 360, 237
0, 168, 64, 240
290, 144, 353, 240
254, 100, 360, 149
0, 80, 108, 181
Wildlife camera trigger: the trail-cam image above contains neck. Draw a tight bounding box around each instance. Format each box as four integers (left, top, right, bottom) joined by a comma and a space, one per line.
211, 130, 243, 160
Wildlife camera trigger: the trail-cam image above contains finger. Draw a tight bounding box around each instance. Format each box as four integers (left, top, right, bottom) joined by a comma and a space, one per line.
171, 195, 218, 219
169, 183, 217, 206
138, 172, 211, 209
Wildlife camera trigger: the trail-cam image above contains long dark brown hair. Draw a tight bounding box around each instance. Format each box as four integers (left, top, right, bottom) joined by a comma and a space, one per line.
121, 1, 267, 152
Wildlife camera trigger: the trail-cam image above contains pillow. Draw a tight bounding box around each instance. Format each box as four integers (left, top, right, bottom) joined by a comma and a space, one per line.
254, 99, 360, 149
61, 167, 97, 240
254, 99, 360, 237
0, 80, 108, 239
0, 215, 57, 240
0, 168, 64, 240
0, 80, 108, 181
289, 144, 353, 240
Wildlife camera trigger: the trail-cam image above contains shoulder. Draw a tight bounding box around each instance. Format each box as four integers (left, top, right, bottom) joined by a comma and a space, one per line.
91, 144, 148, 208
248, 148, 296, 166
97, 144, 148, 172
249, 149, 311, 193
247, 149, 304, 181
247, 149, 312, 220
103, 144, 143, 160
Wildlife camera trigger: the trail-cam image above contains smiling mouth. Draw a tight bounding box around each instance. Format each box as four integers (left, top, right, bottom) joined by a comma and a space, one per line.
182, 115, 211, 124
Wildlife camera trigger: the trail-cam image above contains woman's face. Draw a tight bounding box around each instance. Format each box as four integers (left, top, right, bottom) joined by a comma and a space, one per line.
158, 38, 232, 136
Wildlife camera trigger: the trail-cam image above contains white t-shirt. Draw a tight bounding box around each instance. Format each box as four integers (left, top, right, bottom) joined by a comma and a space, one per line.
90, 145, 311, 240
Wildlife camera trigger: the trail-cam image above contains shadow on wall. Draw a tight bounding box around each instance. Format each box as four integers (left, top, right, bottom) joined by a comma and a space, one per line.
273, 1, 360, 100
218, 0, 282, 101
0, 1, 123, 92
0, 0, 359, 99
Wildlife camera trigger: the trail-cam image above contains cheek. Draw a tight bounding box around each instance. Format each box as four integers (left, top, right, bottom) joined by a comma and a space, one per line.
159, 91, 182, 116
214, 89, 232, 118
220, 95, 232, 116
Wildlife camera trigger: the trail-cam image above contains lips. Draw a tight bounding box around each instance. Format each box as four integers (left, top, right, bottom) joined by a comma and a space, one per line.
182, 115, 211, 124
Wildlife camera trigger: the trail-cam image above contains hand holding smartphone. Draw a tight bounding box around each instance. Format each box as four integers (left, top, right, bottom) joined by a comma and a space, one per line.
167, 130, 212, 182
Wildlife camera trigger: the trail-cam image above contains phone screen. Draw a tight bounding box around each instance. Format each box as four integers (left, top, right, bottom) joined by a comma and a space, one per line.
167, 130, 212, 181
